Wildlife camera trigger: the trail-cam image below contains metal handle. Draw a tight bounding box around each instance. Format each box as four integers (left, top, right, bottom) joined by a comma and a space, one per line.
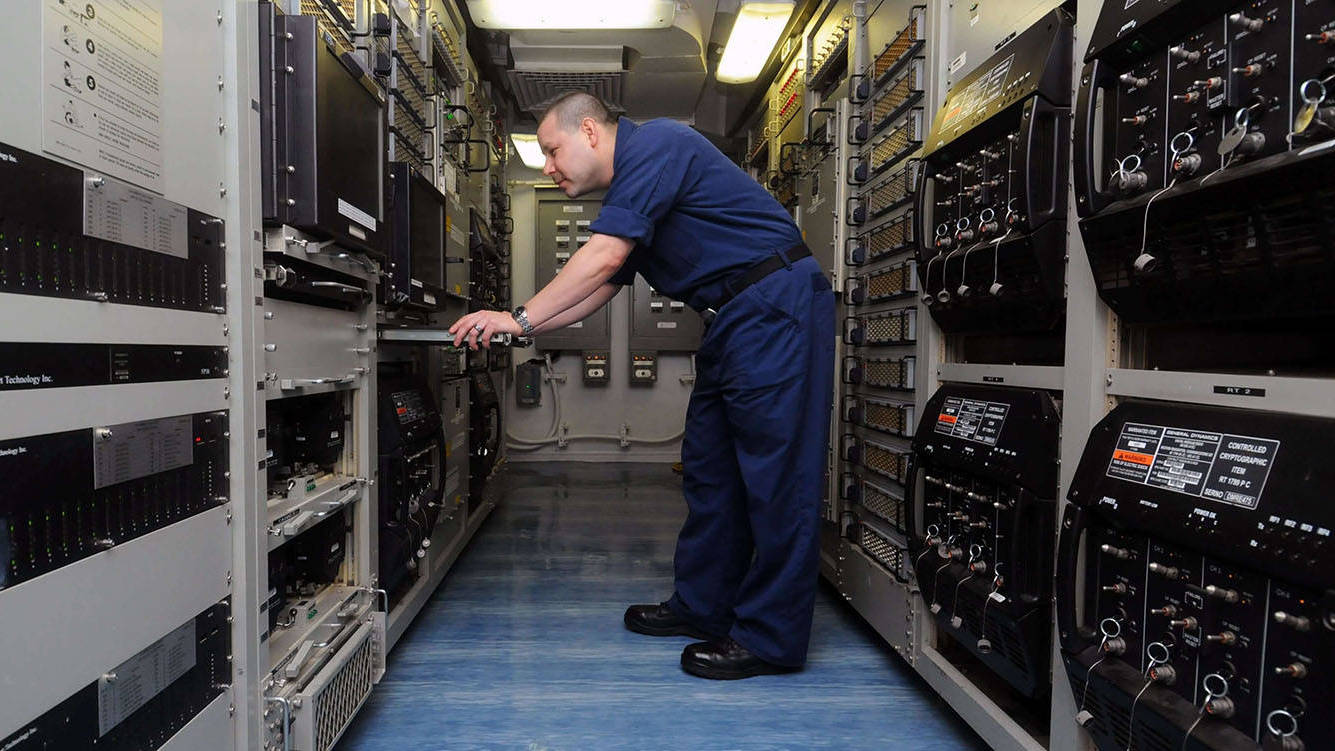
310, 281, 364, 294
1074, 60, 1112, 217
1056, 503, 1092, 654
264, 696, 293, 751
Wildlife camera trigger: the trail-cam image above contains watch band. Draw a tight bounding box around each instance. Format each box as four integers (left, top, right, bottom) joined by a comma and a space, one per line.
512, 306, 534, 336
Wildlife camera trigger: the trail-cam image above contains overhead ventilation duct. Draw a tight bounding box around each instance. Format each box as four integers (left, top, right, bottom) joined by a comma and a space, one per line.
505, 43, 628, 115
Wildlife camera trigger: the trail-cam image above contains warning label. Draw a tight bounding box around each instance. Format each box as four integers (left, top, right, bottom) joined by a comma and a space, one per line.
934, 397, 1010, 446
1105, 422, 1279, 510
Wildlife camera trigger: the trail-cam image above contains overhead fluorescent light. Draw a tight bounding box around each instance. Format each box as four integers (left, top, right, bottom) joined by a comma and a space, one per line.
716, 1, 795, 84
467, 0, 676, 30
511, 134, 546, 170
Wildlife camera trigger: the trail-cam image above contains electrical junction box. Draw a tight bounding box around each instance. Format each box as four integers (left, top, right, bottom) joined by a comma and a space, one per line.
630, 352, 658, 385
516, 360, 543, 406
582, 352, 609, 385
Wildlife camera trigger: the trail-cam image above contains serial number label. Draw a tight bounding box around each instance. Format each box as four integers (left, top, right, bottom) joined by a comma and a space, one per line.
1106, 422, 1280, 510
933, 396, 1010, 446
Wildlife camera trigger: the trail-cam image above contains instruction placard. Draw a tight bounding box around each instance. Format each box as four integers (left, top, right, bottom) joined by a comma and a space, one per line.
43, 0, 165, 192
934, 396, 1010, 446
1106, 422, 1280, 510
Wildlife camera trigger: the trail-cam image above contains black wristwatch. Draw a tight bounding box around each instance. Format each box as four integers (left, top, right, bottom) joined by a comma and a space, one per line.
512, 305, 534, 336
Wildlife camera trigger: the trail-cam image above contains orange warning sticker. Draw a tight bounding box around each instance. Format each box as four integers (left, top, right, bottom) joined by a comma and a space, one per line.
937, 414, 958, 424
1112, 449, 1154, 466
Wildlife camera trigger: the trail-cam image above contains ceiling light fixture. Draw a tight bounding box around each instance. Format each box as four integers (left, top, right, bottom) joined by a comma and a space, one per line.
467, 0, 677, 30
716, 1, 796, 84
511, 133, 547, 170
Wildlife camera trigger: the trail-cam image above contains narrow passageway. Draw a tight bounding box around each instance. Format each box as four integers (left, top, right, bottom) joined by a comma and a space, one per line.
340, 463, 986, 750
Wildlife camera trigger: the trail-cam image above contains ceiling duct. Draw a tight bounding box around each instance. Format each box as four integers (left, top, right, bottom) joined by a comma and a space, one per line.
506, 43, 628, 114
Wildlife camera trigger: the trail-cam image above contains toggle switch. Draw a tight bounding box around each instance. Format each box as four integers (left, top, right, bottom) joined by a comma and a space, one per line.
1173, 91, 1202, 104
1170, 45, 1201, 63
1232, 64, 1265, 78
1195, 77, 1224, 90
1119, 73, 1150, 89
1102, 583, 1128, 595
1229, 13, 1264, 32
1204, 630, 1237, 646
1170, 617, 1199, 630
1150, 604, 1178, 618
1149, 562, 1179, 579
1122, 115, 1151, 126
1306, 31, 1335, 44
1204, 585, 1239, 603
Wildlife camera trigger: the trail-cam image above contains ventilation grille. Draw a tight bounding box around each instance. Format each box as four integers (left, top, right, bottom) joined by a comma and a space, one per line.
870, 110, 924, 174
863, 396, 914, 434
862, 480, 907, 533
508, 70, 626, 115
310, 629, 377, 751
870, 59, 925, 135
867, 160, 920, 218
859, 523, 905, 573
1066, 663, 1178, 751
871, 6, 926, 84
865, 212, 916, 262
863, 441, 910, 484
866, 261, 919, 301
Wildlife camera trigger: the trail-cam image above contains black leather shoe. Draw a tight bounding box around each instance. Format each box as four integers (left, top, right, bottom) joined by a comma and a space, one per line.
623, 602, 713, 640
680, 637, 800, 680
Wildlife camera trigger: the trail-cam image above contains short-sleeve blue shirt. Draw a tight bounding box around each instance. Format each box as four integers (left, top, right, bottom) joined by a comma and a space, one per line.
588, 117, 803, 311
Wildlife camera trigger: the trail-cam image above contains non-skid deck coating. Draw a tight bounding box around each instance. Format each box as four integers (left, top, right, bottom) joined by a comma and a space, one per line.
339, 463, 988, 750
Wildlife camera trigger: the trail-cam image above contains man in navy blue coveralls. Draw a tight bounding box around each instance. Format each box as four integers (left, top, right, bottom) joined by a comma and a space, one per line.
449, 92, 835, 679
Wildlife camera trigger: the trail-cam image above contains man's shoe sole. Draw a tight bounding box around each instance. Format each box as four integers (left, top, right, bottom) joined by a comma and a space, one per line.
679, 656, 800, 680
623, 613, 713, 641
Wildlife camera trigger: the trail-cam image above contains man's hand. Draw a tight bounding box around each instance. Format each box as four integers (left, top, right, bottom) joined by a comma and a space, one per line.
448, 310, 522, 350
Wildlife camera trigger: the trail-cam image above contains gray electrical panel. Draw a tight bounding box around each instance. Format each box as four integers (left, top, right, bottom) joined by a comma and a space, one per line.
627, 276, 704, 352
533, 193, 611, 350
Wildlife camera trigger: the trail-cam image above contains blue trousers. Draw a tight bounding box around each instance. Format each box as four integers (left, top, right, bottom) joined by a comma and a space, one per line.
668, 256, 835, 667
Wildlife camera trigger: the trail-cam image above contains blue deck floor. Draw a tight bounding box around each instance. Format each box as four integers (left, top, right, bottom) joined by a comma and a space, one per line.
339, 463, 987, 750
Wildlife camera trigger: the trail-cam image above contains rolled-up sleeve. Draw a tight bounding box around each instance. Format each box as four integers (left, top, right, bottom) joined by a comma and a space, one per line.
590, 124, 691, 248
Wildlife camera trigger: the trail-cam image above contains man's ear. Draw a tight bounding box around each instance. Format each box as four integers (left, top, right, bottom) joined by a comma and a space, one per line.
582, 117, 599, 149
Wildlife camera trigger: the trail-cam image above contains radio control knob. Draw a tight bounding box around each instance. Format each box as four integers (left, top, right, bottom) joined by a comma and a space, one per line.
1148, 562, 1179, 579
1273, 611, 1312, 632
1149, 664, 1177, 685
1206, 696, 1236, 718
1275, 662, 1309, 679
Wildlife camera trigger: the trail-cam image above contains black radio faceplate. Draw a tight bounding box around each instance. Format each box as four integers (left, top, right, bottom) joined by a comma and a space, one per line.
916, 10, 1072, 335
910, 384, 1061, 700
0, 142, 225, 313
1059, 400, 1335, 751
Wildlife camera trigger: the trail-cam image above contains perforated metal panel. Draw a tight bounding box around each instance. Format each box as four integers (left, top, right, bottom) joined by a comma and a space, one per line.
862, 480, 907, 533
863, 396, 914, 434
859, 523, 905, 573
292, 622, 379, 751
869, 110, 924, 173
863, 309, 917, 344
866, 160, 919, 219
865, 261, 919, 301
869, 59, 926, 132
863, 440, 910, 483
864, 212, 916, 263
870, 6, 927, 82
